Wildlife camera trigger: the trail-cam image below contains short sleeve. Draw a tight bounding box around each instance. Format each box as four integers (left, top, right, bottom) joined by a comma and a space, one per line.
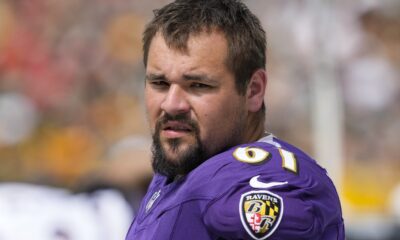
202, 182, 334, 240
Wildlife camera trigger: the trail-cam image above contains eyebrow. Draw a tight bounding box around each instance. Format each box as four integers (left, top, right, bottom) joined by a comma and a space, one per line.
145, 73, 165, 81
146, 73, 218, 84
182, 74, 215, 83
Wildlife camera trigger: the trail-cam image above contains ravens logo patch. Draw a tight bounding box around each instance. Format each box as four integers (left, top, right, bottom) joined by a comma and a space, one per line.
239, 190, 283, 239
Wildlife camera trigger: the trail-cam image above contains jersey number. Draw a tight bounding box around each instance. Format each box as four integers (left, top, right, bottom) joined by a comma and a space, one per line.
233, 147, 270, 164
233, 147, 298, 174
278, 148, 298, 173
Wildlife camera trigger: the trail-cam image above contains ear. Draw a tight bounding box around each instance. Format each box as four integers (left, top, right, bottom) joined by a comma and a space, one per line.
246, 69, 267, 112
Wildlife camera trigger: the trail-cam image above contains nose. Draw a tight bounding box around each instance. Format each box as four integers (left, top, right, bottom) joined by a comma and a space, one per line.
161, 85, 190, 116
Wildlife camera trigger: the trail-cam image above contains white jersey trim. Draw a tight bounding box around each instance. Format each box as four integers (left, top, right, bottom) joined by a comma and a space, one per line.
257, 132, 281, 148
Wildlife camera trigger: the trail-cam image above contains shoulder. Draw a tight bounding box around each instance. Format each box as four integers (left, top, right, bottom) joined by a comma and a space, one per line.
185, 137, 327, 196
196, 137, 344, 239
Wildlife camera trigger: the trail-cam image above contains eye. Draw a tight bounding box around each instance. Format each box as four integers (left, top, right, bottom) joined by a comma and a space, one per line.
190, 82, 211, 89
150, 80, 169, 89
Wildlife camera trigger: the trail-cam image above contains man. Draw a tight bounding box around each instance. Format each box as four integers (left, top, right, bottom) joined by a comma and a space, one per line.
126, 0, 345, 239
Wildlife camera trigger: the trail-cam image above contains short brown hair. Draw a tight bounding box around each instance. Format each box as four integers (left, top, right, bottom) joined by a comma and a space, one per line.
142, 0, 266, 96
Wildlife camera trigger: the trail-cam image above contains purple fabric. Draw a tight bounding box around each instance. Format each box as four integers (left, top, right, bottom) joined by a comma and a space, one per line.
126, 137, 345, 239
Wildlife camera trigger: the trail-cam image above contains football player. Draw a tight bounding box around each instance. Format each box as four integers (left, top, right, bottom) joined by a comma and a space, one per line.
126, 0, 345, 239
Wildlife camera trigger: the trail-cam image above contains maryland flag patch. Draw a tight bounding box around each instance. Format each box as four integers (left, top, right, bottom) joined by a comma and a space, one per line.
239, 190, 283, 239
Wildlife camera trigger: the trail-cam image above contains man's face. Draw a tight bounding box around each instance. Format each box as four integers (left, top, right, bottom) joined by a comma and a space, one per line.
145, 31, 248, 178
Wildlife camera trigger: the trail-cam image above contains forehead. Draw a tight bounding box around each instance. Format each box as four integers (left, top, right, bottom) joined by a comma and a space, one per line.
146, 30, 229, 73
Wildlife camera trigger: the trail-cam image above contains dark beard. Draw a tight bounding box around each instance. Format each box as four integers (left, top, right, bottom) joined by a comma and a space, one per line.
151, 114, 207, 180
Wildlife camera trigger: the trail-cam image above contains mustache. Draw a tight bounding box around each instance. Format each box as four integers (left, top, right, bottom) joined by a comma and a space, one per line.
156, 113, 199, 133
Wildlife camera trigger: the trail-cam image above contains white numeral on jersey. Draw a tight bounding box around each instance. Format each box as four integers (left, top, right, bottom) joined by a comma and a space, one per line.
279, 149, 298, 174
233, 147, 270, 164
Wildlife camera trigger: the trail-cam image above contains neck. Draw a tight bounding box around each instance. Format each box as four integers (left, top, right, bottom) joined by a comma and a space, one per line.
242, 112, 265, 143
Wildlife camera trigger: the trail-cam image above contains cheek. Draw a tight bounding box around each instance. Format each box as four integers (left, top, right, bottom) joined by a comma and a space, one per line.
197, 98, 243, 135
145, 92, 162, 127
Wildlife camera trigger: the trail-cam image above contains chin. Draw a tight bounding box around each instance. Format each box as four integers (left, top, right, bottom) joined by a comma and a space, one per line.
162, 140, 191, 159
152, 134, 206, 179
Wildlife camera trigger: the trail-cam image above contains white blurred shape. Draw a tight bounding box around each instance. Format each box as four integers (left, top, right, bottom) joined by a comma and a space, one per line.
291, 6, 315, 57
344, 57, 398, 112
346, 212, 394, 239
389, 183, 400, 225
90, 190, 133, 240
0, 183, 133, 240
0, 93, 38, 145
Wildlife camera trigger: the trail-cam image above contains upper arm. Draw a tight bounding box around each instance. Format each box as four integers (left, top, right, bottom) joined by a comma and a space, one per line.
202, 184, 321, 239
202, 145, 340, 239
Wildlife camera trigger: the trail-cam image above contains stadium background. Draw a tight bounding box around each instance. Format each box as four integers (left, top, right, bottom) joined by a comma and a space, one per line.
0, 0, 399, 239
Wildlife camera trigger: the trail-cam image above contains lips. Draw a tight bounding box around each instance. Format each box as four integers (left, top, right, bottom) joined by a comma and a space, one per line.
161, 121, 193, 138
163, 121, 192, 131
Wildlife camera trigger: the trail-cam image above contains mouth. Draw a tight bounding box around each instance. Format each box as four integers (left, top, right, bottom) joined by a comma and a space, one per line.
161, 121, 193, 138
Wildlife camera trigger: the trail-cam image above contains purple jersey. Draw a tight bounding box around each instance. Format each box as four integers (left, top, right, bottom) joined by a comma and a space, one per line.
126, 135, 345, 239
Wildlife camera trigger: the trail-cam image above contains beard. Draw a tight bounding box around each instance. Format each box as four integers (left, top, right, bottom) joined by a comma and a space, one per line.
151, 113, 207, 180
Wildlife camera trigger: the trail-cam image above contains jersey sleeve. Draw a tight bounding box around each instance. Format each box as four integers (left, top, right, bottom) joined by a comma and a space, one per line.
201, 145, 343, 240
202, 182, 321, 239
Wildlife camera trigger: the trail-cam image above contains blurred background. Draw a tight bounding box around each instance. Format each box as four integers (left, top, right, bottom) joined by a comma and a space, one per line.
0, 0, 399, 239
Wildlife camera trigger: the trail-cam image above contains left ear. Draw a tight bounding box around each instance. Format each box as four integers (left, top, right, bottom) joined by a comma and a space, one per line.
246, 69, 267, 112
